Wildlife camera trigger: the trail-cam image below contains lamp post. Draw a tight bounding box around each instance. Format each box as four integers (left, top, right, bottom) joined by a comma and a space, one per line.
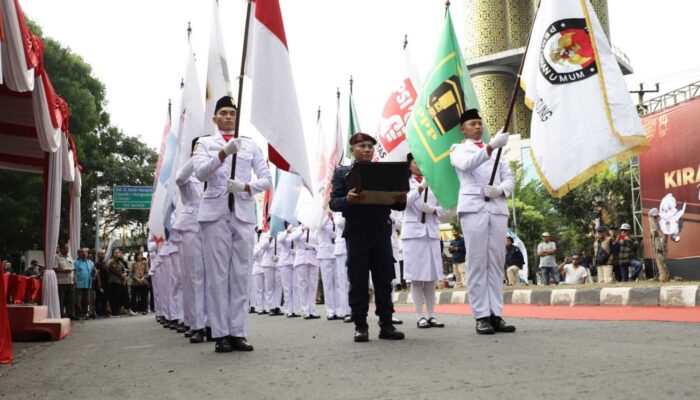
592, 192, 603, 229
94, 172, 104, 258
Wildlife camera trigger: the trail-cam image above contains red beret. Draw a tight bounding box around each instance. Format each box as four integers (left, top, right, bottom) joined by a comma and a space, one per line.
349, 132, 377, 146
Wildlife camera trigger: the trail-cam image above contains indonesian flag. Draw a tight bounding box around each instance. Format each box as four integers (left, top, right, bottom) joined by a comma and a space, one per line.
247, 0, 312, 191
374, 43, 421, 162
520, 0, 648, 197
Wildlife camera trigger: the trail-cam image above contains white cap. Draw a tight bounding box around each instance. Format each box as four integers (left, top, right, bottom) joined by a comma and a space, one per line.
542, 232, 550, 237
620, 223, 631, 230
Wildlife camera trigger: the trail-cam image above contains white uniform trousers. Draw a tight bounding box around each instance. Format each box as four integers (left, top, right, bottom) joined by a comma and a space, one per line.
253, 272, 266, 311
181, 230, 207, 330
279, 265, 299, 315
263, 267, 282, 310
152, 269, 162, 317
201, 217, 255, 339
319, 259, 340, 317
160, 255, 173, 320
335, 254, 350, 316
295, 264, 319, 316
168, 249, 184, 322
460, 212, 507, 319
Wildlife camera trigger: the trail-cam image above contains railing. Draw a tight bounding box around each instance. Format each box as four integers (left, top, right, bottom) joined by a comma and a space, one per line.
611, 44, 631, 67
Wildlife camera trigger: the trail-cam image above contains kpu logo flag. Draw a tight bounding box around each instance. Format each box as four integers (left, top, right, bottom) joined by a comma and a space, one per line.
520, 0, 648, 197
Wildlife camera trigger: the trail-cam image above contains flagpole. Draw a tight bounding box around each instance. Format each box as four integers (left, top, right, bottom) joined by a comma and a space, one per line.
486, 4, 539, 201
228, 0, 254, 212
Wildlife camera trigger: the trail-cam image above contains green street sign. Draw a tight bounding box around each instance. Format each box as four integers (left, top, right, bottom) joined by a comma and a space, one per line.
113, 186, 153, 210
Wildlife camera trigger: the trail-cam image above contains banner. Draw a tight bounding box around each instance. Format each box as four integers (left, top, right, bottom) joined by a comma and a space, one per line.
203, 0, 233, 135
374, 44, 421, 162
405, 8, 484, 209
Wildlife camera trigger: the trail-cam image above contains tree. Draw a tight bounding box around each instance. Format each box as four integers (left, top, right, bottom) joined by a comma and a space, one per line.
0, 20, 156, 256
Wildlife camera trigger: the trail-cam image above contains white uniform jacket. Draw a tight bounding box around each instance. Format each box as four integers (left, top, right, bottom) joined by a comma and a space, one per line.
259, 234, 276, 268
333, 214, 346, 256
290, 227, 319, 267
173, 158, 204, 233
276, 230, 294, 266
402, 176, 446, 240
193, 134, 272, 224
252, 236, 265, 275
315, 218, 335, 260
449, 139, 514, 215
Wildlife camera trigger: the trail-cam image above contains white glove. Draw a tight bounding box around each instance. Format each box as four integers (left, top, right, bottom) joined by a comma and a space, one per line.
222, 138, 240, 156
484, 184, 503, 198
489, 132, 509, 149
227, 179, 246, 193
418, 201, 436, 214
419, 178, 429, 189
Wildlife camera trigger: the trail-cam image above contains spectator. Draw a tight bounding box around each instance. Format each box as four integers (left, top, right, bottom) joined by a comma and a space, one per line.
537, 232, 558, 285
107, 248, 129, 316
23, 260, 40, 277
593, 226, 614, 283
609, 226, 621, 281
504, 236, 525, 286
616, 223, 636, 282
557, 255, 589, 285
54, 243, 77, 320
448, 230, 466, 288
129, 253, 150, 314
579, 250, 593, 279
3, 260, 12, 273
93, 251, 109, 317
74, 248, 94, 319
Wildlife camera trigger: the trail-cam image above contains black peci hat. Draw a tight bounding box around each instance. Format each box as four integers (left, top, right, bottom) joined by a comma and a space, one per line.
214, 96, 238, 114
459, 108, 481, 124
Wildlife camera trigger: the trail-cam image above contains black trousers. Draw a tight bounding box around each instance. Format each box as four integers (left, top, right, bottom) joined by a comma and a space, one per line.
95, 287, 109, 316
130, 285, 148, 312
57, 284, 76, 318
109, 283, 124, 315
345, 221, 395, 323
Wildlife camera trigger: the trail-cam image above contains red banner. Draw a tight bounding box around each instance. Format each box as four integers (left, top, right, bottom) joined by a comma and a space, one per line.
639, 97, 700, 260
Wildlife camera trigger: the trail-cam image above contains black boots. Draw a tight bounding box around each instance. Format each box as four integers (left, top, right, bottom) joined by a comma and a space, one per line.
214, 336, 254, 352
189, 329, 205, 343
490, 315, 516, 333
378, 316, 405, 340
476, 317, 495, 334
353, 317, 369, 343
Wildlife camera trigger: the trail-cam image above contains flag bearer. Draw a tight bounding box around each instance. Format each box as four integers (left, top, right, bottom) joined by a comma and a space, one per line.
290, 225, 321, 319
276, 224, 299, 317
333, 214, 352, 323
449, 109, 516, 335
317, 215, 341, 320
260, 232, 283, 316
193, 96, 272, 352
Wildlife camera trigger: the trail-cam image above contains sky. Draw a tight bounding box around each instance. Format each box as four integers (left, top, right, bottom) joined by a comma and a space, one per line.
19, 0, 700, 156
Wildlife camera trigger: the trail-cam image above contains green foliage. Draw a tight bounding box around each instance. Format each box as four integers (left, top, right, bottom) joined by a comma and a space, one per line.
0, 20, 156, 255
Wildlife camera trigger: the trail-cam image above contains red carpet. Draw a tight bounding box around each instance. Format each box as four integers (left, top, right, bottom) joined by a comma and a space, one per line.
394, 304, 700, 323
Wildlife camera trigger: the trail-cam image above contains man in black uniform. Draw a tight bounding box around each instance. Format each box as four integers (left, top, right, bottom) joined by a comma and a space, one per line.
329, 132, 407, 342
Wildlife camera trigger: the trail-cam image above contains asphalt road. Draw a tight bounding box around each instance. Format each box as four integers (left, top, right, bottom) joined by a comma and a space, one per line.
1, 309, 699, 399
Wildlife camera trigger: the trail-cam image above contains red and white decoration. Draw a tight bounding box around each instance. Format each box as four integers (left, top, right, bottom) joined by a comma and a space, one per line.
0, 0, 81, 268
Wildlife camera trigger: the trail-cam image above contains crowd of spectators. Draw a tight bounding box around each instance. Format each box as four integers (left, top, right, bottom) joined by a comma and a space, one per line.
3, 245, 153, 320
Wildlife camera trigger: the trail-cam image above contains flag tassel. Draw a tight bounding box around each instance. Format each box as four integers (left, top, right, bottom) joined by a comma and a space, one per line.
228, 0, 254, 212
486, 4, 540, 201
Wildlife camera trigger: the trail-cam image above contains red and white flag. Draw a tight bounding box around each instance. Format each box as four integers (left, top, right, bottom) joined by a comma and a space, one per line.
374, 43, 422, 162
247, 0, 312, 191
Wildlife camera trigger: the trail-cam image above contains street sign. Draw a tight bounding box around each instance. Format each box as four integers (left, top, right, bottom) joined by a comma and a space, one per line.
113, 186, 153, 210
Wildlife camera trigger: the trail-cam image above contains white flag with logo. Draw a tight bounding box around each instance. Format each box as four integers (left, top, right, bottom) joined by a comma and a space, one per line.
203, 0, 232, 136
520, 0, 648, 197
374, 44, 421, 162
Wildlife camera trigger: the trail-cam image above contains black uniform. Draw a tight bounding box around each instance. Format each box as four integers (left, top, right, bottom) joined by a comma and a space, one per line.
329, 164, 406, 325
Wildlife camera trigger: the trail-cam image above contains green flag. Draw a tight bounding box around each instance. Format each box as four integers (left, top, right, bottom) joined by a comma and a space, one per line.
406, 9, 486, 209
347, 93, 361, 156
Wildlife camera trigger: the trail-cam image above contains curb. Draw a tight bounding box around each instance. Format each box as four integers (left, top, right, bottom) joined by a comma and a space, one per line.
388, 285, 700, 307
